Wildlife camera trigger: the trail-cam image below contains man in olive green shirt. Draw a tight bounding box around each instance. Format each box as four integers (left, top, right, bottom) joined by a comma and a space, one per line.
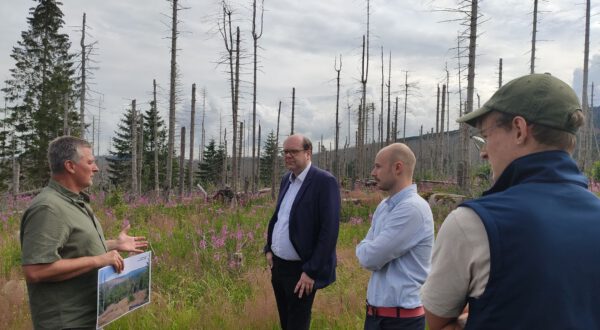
20, 136, 147, 329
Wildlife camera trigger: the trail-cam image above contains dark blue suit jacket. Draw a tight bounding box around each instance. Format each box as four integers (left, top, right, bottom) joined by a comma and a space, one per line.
265, 165, 341, 289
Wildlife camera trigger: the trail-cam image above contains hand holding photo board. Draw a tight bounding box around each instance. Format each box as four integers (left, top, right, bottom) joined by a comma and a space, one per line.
97, 251, 152, 329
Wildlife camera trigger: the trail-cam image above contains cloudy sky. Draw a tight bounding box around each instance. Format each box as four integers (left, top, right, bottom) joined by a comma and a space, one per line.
1, 0, 598, 157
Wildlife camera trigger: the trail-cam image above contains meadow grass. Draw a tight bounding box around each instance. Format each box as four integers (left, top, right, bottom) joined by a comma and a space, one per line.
0, 188, 455, 329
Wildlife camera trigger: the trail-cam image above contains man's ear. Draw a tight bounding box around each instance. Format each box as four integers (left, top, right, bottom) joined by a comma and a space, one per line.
64, 160, 76, 174
395, 161, 404, 175
513, 116, 529, 144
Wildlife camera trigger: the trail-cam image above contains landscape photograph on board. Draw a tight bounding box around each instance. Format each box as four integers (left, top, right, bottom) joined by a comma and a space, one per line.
97, 251, 152, 328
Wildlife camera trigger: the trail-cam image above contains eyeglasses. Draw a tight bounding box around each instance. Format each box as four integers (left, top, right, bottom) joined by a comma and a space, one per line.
470, 121, 505, 151
282, 149, 306, 156
470, 135, 486, 151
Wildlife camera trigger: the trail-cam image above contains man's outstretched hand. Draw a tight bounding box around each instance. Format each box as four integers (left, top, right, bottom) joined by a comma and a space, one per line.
112, 224, 148, 253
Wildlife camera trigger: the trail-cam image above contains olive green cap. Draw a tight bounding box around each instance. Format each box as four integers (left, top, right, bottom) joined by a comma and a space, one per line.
457, 73, 582, 134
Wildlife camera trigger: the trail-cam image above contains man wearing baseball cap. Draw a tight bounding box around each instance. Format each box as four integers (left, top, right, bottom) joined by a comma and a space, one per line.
421, 73, 600, 330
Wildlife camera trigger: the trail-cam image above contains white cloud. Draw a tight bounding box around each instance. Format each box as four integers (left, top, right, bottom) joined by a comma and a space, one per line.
0, 0, 597, 158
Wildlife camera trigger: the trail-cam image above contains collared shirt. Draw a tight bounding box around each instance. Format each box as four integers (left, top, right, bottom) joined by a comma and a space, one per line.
356, 184, 434, 308
20, 179, 107, 329
271, 162, 312, 261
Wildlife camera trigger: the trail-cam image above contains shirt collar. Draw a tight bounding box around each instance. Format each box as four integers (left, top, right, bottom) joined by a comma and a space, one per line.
289, 162, 312, 183
385, 183, 417, 208
48, 178, 91, 203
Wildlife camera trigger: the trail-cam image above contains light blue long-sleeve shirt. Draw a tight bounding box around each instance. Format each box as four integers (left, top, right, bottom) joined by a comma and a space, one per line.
271, 162, 311, 260
356, 184, 434, 308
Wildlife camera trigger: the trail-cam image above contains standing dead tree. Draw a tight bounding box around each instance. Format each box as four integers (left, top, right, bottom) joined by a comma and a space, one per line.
291, 87, 296, 135
166, 0, 181, 199
131, 99, 138, 198
152, 79, 159, 194
78, 12, 99, 139
188, 83, 196, 194
200, 87, 206, 162
80, 13, 87, 136
218, 1, 241, 194
272, 101, 281, 200
251, 0, 264, 193
334, 55, 342, 179
460, 0, 479, 190
380, 47, 385, 146
530, 0, 538, 74
579, 0, 591, 171
386, 51, 392, 145
178, 126, 186, 201
357, 0, 371, 179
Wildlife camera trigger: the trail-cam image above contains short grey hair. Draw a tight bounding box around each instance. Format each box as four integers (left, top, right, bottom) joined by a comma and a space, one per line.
48, 136, 92, 174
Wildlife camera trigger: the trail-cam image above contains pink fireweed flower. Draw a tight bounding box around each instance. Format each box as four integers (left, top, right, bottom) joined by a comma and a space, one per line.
199, 239, 207, 249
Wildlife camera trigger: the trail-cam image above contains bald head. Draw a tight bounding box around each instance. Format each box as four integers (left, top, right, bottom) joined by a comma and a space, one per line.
284, 134, 313, 153
371, 143, 416, 194
283, 134, 312, 176
381, 143, 416, 177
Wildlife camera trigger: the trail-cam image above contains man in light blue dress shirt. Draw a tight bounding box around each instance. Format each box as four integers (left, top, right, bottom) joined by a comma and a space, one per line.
356, 143, 434, 330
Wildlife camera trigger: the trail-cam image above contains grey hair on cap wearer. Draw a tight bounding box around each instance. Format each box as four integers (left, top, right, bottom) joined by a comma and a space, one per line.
48, 136, 92, 175
457, 73, 582, 134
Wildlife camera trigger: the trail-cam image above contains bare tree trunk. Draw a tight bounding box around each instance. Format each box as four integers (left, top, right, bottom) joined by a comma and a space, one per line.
80, 13, 86, 137
200, 87, 206, 162
359, 35, 368, 178
131, 99, 138, 198
166, 0, 179, 199
386, 51, 392, 145
530, 0, 538, 74
251, 0, 264, 193
580, 0, 591, 171
232, 26, 241, 193
137, 113, 143, 196
440, 84, 446, 174
257, 123, 261, 189
178, 126, 185, 202
12, 137, 19, 197
394, 96, 398, 142
189, 84, 196, 194
97, 97, 101, 156
334, 55, 342, 179
498, 58, 503, 88
222, 129, 227, 187
403, 71, 408, 141
436, 84, 440, 135
291, 87, 295, 135
381, 47, 385, 146
238, 121, 243, 194
457, 34, 464, 117
272, 101, 281, 200
153, 79, 159, 195
63, 95, 70, 136
459, 0, 479, 191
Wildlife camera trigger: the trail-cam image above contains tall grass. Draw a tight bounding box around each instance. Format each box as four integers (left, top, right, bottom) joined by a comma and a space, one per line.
0, 188, 456, 329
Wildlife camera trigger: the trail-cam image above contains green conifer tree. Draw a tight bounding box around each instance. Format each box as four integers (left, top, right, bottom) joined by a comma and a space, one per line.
196, 139, 226, 187
260, 130, 281, 186
2, 0, 80, 188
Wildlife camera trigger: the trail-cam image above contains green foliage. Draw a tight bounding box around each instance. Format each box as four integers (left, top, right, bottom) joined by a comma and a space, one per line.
107, 101, 176, 191
1, 0, 80, 188
591, 161, 600, 182
259, 130, 282, 187
196, 139, 226, 187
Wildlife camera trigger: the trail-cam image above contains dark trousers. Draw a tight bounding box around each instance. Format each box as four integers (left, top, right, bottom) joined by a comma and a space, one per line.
364, 314, 425, 330
271, 255, 316, 330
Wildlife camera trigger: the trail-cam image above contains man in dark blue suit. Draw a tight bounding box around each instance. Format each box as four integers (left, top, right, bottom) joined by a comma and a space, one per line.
265, 134, 341, 330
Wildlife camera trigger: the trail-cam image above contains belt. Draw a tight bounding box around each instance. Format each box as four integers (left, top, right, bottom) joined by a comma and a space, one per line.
366, 304, 425, 318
